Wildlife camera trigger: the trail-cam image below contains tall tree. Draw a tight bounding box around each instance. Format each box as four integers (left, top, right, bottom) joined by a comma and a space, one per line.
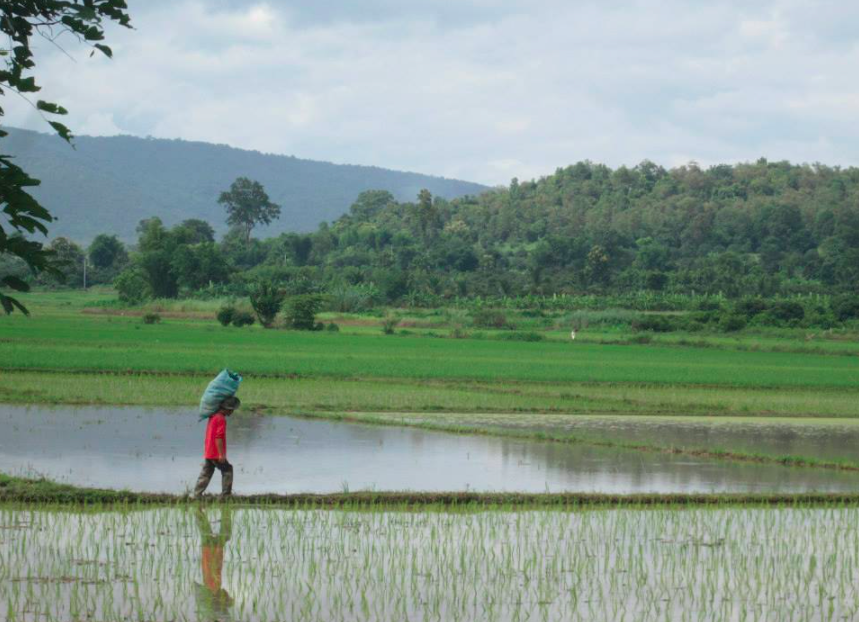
176, 219, 215, 244
349, 190, 394, 222
415, 189, 439, 241
218, 177, 281, 243
0, 0, 132, 314
88, 234, 127, 269
45, 237, 84, 286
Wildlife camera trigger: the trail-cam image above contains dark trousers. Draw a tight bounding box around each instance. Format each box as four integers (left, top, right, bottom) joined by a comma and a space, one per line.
194, 459, 233, 497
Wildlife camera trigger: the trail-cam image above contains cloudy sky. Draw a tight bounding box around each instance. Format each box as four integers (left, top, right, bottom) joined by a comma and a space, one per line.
5, 0, 859, 185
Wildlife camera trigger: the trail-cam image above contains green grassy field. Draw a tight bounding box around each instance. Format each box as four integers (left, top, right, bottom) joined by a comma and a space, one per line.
5, 369, 859, 419
3, 294, 859, 387
4, 290, 859, 467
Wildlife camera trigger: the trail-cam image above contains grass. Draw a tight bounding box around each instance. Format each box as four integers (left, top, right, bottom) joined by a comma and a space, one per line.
5, 369, 859, 418
4, 473, 859, 507
4, 306, 859, 387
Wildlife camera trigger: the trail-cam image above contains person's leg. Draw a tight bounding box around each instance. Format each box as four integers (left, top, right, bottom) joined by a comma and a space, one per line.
194, 460, 216, 497
215, 461, 233, 496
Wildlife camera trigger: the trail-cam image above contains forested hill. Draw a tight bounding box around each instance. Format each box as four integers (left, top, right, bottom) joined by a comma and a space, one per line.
2, 127, 487, 242
308, 159, 859, 299
26, 156, 859, 303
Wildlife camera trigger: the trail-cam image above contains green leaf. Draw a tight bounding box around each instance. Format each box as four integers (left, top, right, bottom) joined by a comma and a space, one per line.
1, 276, 30, 292
61, 16, 84, 31
93, 44, 113, 58
75, 7, 98, 20
84, 26, 105, 41
14, 77, 39, 93
0, 294, 29, 317
36, 101, 69, 115
48, 122, 74, 143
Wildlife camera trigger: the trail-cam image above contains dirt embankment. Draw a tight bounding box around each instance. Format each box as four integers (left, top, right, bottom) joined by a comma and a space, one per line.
3, 475, 859, 508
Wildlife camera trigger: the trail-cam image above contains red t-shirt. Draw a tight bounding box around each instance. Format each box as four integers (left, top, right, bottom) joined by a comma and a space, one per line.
204, 413, 227, 460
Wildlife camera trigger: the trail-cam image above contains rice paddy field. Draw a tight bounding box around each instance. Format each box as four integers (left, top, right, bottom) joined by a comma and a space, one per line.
4, 290, 859, 620
3, 504, 859, 622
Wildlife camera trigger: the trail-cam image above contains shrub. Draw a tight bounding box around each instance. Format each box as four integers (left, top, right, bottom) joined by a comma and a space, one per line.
695, 299, 723, 312
382, 313, 400, 335
561, 308, 637, 331
520, 308, 545, 318
216, 305, 235, 327
718, 313, 747, 332
114, 268, 151, 305
805, 306, 835, 329
833, 295, 859, 322
249, 281, 286, 328
231, 310, 255, 327
326, 322, 340, 332
329, 282, 379, 312
631, 315, 676, 332
644, 271, 668, 291
734, 298, 768, 319
284, 294, 325, 330
142, 312, 161, 325
472, 308, 513, 329
451, 326, 470, 339
768, 300, 805, 323
496, 331, 544, 342
689, 310, 719, 325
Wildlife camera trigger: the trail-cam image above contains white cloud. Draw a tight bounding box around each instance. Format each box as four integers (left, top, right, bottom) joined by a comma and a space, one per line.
3, 0, 859, 185
78, 113, 124, 137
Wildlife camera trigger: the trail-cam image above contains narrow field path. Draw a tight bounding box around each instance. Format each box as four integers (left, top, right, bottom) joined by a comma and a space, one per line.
5, 473, 859, 507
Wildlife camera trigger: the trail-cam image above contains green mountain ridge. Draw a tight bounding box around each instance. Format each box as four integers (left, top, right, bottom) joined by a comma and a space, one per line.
1, 127, 488, 243
297, 158, 859, 300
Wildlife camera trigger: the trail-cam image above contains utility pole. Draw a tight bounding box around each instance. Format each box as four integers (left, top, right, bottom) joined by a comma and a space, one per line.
83, 256, 87, 290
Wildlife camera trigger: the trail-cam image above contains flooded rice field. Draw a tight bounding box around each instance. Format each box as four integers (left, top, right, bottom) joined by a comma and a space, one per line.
2, 405, 859, 494
2, 505, 859, 622
483, 413, 859, 463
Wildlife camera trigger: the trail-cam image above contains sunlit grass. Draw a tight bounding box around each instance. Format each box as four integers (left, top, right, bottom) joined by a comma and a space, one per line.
3, 307, 859, 386
4, 370, 859, 418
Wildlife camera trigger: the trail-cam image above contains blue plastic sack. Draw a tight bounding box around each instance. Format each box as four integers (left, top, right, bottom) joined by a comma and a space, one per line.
199, 369, 242, 420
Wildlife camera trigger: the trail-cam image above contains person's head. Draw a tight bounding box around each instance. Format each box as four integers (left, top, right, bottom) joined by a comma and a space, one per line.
220, 396, 240, 416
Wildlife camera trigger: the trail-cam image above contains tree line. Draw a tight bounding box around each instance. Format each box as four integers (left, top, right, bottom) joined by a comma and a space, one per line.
10, 158, 859, 307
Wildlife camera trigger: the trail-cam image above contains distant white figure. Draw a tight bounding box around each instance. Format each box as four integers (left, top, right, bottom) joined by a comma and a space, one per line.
570, 330, 577, 340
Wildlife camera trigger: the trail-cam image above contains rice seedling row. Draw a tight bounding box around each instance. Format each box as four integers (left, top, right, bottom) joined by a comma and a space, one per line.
2, 505, 859, 621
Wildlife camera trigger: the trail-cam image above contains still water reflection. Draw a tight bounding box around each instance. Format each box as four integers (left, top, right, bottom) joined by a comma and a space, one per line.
1, 405, 857, 494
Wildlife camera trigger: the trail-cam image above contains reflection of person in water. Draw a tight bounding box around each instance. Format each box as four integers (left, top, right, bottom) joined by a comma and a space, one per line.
194, 506, 234, 621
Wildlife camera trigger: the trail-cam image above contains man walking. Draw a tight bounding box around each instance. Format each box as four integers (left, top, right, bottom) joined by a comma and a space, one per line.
194, 396, 240, 498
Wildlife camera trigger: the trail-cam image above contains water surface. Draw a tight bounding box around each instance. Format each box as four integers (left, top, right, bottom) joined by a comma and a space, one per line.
1, 405, 858, 494
454, 412, 859, 463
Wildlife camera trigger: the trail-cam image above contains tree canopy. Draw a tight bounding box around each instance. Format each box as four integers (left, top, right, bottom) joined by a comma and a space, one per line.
0, 0, 131, 313
218, 177, 281, 243
82, 159, 859, 310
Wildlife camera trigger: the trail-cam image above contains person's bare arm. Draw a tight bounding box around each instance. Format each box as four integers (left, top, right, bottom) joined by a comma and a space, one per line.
216, 438, 226, 462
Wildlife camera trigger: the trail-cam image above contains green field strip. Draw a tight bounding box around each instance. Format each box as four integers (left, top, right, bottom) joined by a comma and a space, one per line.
5, 473, 859, 507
